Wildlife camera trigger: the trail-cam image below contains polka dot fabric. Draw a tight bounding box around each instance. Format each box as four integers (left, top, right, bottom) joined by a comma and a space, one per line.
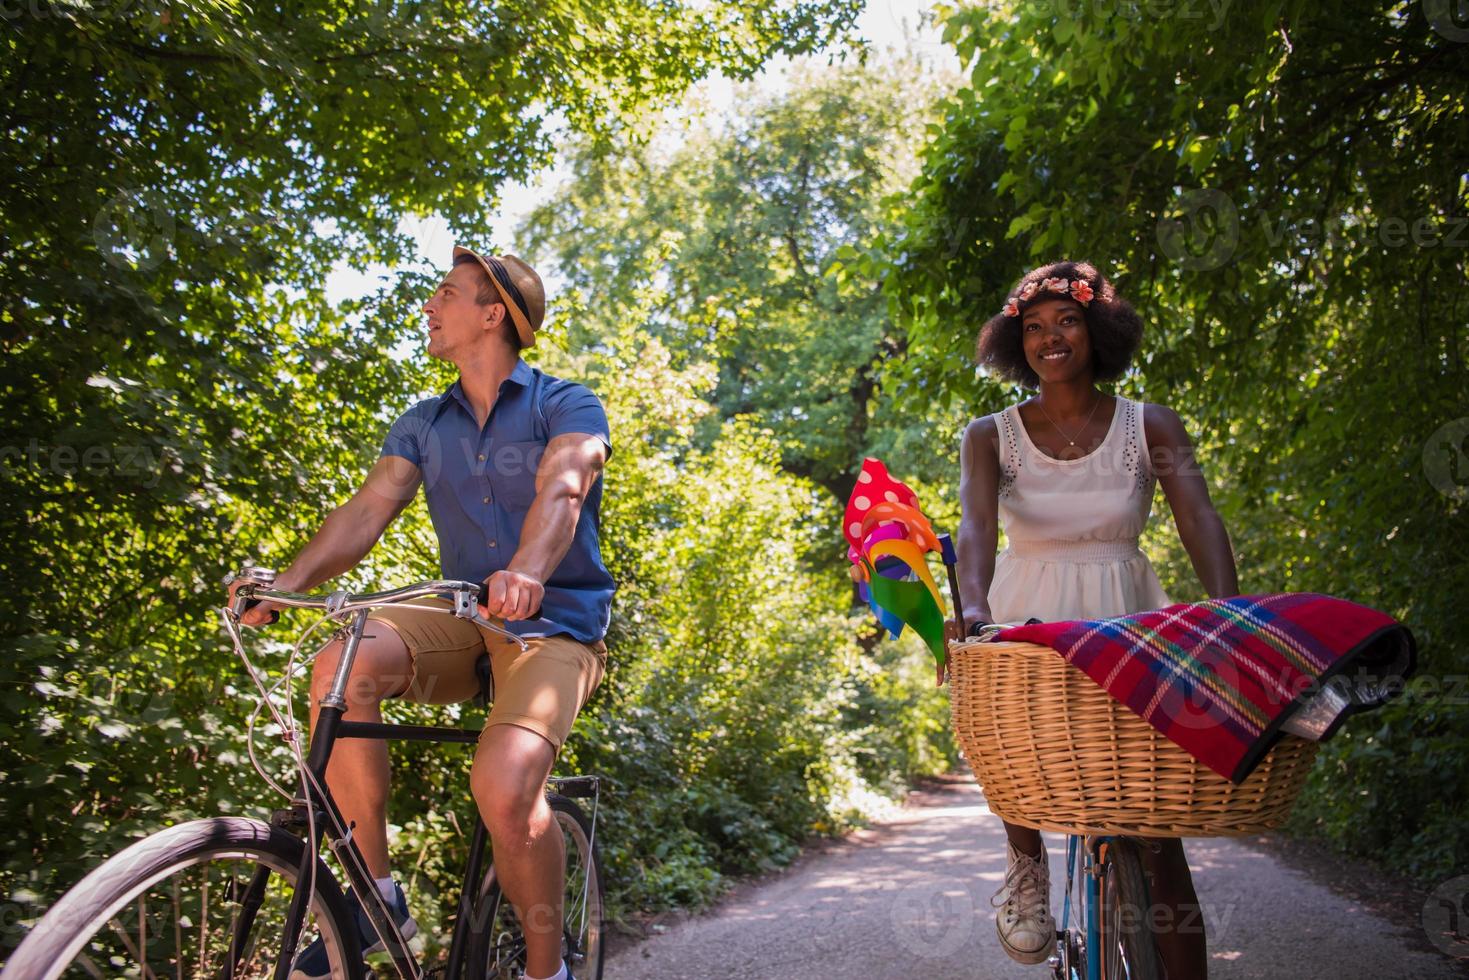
844, 457, 923, 554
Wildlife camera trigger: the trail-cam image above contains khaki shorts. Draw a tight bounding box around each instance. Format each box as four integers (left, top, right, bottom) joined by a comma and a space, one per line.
368, 598, 606, 752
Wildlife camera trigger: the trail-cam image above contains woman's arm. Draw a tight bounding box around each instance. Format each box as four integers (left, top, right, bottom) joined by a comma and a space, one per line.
1145, 404, 1240, 599
956, 416, 1001, 629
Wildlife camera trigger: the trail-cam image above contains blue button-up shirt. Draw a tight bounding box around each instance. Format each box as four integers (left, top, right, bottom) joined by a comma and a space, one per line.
380, 359, 614, 643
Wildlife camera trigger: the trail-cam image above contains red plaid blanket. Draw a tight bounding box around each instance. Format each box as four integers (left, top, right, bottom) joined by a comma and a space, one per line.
996, 593, 1417, 783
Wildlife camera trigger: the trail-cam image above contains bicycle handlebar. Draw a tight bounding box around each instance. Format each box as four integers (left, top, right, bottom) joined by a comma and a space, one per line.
227, 572, 527, 649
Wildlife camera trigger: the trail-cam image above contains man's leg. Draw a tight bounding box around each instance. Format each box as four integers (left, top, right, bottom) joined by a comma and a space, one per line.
308, 625, 413, 877
471, 724, 562, 979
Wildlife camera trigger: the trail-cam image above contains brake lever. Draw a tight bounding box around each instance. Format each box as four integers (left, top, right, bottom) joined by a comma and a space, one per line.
447, 583, 530, 649
223, 567, 280, 624
469, 609, 529, 650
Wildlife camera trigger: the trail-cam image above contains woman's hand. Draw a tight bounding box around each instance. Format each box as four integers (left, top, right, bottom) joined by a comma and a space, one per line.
937, 609, 996, 686
936, 618, 967, 686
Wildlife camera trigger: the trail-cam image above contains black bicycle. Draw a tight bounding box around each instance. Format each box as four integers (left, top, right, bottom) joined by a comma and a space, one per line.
2, 573, 604, 980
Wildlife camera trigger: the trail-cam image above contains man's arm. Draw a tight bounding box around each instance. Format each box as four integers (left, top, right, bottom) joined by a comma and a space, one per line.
482, 433, 608, 621
229, 455, 422, 625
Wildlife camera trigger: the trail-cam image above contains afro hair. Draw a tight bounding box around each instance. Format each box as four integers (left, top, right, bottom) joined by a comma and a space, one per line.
976, 260, 1142, 388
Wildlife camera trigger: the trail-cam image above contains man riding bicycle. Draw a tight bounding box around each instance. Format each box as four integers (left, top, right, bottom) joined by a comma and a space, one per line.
228, 246, 614, 980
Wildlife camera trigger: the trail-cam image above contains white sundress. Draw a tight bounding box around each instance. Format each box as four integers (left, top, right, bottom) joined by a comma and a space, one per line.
987, 395, 1172, 624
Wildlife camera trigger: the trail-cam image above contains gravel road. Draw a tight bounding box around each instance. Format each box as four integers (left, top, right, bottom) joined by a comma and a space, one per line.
604, 775, 1467, 979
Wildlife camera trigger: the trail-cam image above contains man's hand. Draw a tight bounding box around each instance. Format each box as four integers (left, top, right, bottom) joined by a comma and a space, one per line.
481, 569, 544, 621
227, 578, 280, 628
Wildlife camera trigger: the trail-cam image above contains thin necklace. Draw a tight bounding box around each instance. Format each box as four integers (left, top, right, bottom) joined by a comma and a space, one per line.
1036, 392, 1103, 447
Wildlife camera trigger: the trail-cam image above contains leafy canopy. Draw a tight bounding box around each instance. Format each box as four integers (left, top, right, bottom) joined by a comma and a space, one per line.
878, 0, 1468, 879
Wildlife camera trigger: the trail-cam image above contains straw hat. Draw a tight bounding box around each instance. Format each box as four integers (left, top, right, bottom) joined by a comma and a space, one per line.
452, 245, 545, 348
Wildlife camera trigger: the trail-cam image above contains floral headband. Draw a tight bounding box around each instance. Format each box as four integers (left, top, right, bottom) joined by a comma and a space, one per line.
1001, 276, 1094, 318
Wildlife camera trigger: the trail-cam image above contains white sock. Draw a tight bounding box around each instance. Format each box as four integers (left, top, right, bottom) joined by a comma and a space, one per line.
524, 964, 566, 980
375, 875, 397, 904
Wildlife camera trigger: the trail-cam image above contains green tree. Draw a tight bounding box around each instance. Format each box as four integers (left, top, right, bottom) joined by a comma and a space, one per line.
514, 57, 971, 909
878, 0, 1468, 878
1, 0, 865, 947
522, 54, 958, 508
543, 324, 956, 913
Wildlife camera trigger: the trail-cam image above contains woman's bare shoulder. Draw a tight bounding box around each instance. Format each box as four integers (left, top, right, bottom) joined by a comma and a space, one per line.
1140, 401, 1190, 449
963, 413, 1001, 457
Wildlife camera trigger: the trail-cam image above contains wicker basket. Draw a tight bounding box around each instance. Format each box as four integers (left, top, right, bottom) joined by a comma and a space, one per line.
948, 639, 1319, 837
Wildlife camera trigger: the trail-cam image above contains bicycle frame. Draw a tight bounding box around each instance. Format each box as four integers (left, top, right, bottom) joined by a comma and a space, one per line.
1060, 834, 1154, 980
939, 541, 1149, 980
1058, 835, 1100, 980
222, 578, 533, 980
223, 606, 490, 980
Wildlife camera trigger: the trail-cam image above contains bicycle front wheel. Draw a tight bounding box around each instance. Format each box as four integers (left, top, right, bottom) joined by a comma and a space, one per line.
2, 816, 363, 980
1098, 837, 1161, 980
469, 794, 604, 980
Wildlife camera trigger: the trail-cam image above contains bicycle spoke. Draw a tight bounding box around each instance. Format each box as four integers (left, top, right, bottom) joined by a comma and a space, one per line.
24, 842, 351, 979
475, 799, 602, 980
106, 915, 155, 980
71, 953, 105, 980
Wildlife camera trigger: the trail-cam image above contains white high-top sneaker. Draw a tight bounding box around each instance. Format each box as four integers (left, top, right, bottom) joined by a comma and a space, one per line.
993, 840, 1056, 964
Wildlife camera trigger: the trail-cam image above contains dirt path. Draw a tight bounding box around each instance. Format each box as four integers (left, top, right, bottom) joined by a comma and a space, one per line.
604, 776, 1466, 979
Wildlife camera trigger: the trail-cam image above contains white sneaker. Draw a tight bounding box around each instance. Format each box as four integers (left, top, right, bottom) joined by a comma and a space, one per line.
993, 840, 1056, 965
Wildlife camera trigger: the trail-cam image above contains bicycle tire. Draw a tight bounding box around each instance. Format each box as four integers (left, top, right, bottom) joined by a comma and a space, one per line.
1099, 838, 1161, 980
1, 816, 363, 980
468, 794, 604, 980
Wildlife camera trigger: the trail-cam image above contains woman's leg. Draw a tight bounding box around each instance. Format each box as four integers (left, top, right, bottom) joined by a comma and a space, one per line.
995, 820, 1054, 963
1143, 838, 1208, 979
1005, 821, 1043, 858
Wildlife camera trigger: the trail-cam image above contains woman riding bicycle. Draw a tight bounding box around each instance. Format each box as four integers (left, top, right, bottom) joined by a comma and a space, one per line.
953, 260, 1239, 978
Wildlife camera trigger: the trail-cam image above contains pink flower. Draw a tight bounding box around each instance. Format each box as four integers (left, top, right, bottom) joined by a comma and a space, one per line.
1070, 279, 1094, 304
1017, 282, 1038, 301
1041, 277, 1069, 295
1003, 299, 1021, 317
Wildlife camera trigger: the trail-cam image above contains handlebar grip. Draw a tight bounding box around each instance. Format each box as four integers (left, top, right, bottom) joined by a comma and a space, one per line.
474, 579, 542, 621
237, 588, 280, 625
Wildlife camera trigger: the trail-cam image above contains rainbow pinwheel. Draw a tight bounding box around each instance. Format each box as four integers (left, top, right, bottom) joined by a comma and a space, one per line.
844, 458, 948, 665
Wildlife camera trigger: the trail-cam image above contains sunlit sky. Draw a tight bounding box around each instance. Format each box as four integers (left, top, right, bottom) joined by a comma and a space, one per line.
323, 0, 956, 308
